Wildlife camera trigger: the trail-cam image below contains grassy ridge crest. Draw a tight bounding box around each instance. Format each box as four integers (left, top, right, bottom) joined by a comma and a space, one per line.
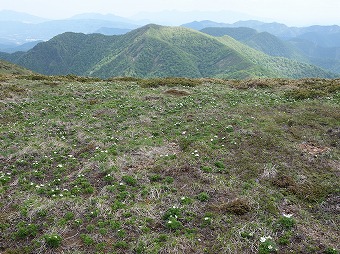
0, 74, 339, 253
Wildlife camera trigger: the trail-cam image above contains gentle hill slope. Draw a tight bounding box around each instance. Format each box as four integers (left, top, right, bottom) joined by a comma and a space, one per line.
0, 59, 33, 75
0, 75, 339, 253
0, 24, 336, 79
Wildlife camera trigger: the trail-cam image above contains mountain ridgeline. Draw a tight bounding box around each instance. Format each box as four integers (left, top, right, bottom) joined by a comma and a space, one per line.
200, 27, 305, 60
0, 24, 336, 79
183, 21, 340, 74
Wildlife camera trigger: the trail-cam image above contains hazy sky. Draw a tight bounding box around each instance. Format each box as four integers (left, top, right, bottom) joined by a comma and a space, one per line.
1, 0, 339, 26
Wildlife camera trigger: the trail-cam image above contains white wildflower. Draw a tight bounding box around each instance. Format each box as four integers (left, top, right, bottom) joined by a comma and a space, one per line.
283, 213, 293, 218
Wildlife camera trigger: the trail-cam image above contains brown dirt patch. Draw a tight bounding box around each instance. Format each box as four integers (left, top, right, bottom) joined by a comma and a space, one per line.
209, 198, 251, 215
164, 89, 190, 96
298, 143, 330, 156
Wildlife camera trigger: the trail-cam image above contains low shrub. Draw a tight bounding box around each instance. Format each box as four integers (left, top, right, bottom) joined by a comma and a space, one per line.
44, 234, 62, 248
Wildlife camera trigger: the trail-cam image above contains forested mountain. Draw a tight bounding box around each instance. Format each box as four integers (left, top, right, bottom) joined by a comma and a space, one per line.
201, 27, 304, 60
195, 24, 340, 74
0, 24, 335, 79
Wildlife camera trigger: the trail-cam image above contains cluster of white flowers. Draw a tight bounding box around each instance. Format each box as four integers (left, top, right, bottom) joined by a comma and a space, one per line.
260, 236, 272, 243
260, 236, 278, 251
191, 150, 199, 157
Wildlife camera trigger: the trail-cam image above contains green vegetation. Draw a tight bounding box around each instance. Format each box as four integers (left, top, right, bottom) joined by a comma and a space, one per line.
201, 27, 306, 61
44, 234, 62, 248
0, 74, 339, 253
0, 59, 33, 75
200, 26, 340, 75
1, 24, 336, 79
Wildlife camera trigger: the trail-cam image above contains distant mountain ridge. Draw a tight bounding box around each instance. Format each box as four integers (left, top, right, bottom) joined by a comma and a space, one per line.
0, 10, 139, 46
183, 20, 340, 39
0, 10, 48, 23
183, 21, 340, 74
0, 40, 43, 53
0, 24, 335, 79
201, 27, 306, 61
1, 9, 339, 73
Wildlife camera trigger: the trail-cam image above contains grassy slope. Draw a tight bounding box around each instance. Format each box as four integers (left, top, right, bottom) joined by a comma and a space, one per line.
0, 75, 339, 253
0, 59, 33, 75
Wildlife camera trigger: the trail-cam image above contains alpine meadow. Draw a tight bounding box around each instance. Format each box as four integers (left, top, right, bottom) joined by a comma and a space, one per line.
0, 5, 340, 254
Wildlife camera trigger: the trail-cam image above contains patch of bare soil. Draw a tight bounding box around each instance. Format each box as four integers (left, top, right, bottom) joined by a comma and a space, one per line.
164, 89, 190, 96
298, 143, 330, 156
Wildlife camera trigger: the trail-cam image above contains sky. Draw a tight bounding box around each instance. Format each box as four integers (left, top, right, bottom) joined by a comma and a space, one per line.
0, 0, 340, 26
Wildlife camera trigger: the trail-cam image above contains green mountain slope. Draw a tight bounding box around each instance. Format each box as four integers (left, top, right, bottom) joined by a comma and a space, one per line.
201, 27, 306, 61
289, 38, 340, 74
1, 24, 336, 79
215, 36, 332, 79
12, 33, 119, 76
88, 24, 257, 78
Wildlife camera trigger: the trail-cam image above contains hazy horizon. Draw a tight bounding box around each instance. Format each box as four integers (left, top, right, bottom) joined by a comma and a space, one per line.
0, 0, 340, 26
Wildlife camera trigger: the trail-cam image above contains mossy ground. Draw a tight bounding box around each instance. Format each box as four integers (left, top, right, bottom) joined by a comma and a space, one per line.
0, 75, 339, 253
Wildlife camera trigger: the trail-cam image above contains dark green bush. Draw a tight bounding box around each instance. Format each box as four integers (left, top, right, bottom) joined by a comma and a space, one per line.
196, 192, 210, 202
44, 234, 62, 248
